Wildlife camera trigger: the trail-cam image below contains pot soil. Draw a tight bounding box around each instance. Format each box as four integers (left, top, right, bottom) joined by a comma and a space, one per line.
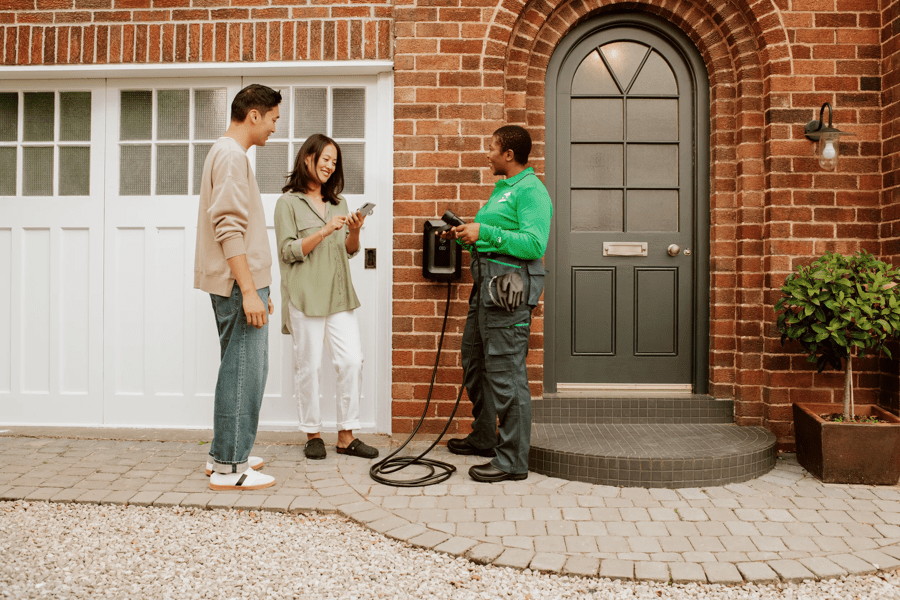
793, 403, 900, 485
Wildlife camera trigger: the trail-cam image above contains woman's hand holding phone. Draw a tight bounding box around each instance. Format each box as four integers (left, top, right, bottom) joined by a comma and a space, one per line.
347, 210, 366, 232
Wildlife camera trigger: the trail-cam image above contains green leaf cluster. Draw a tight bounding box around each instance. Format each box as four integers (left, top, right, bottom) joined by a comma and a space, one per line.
774, 250, 900, 373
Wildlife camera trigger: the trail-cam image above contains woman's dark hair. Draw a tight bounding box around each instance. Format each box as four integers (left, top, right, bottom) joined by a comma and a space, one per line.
493, 125, 532, 165
231, 84, 282, 123
282, 134, 344, 204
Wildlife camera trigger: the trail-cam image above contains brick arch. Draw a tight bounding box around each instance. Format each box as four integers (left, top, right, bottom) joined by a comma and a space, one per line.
483, 0, 789, 428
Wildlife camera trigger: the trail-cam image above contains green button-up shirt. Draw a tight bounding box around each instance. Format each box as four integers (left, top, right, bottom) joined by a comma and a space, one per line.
475, 167, 553, 260
274, 192, 360, 333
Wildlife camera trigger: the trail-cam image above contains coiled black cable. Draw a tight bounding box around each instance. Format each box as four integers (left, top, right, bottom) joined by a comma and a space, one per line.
369, 251, 478, 487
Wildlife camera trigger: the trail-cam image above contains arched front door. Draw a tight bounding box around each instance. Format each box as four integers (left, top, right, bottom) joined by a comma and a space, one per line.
544, 14, 710, 393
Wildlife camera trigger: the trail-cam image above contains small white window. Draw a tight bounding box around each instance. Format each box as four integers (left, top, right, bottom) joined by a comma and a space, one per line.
0, 90, 92, 196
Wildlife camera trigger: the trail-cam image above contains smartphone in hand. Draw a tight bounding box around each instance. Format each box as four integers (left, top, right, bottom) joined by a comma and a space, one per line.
355, 202, 375, 217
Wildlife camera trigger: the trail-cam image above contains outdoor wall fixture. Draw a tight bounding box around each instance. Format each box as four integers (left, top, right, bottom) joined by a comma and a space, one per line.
804, 102, 853, 172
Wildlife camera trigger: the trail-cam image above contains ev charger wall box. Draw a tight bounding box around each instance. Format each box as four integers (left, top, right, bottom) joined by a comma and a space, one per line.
422, 220, 462, 281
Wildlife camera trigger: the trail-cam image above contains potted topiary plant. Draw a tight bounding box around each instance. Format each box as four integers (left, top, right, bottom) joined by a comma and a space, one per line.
774, 250, 900, 484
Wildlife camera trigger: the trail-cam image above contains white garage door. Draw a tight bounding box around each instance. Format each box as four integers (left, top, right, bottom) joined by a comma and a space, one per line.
0, 73, 392, 432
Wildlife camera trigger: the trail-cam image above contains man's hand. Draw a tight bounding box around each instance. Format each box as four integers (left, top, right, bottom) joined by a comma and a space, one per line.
447, 223, 480, 245
243, 289, 268, 329
268, 296, 274, 315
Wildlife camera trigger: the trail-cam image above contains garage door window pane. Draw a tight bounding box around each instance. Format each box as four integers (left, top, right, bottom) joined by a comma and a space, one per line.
120, 91, 152, 141
120, 145, 151, 195
332, 89, 365, 139
156, 145, 189, 195
60, 92, 91, 142
194, 89, 228, 140
59, 146, 91, 196
340, 142, 365, 195
24, 93, 54, 142
23, 146, 54, 195
0, 93, 17, 142
294, 88, 327, 139
0, 147, 15, 195
157, 90, 189, 141
255, 143, 289, 194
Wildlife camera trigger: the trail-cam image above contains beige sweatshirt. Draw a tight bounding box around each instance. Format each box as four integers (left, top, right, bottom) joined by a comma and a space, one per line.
194, 136, 272, 297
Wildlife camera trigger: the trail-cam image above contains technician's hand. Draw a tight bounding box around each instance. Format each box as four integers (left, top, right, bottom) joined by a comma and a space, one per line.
450, 223, 480, 245
268, 296, 274, 315
347, 210, 365, 232
243, 289, 268, 329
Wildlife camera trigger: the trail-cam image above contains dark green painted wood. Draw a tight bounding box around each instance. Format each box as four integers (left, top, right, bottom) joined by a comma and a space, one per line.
544, 13, 710, 391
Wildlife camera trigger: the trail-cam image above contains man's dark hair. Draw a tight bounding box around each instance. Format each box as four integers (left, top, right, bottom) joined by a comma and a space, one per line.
493, 125, 532, 165
283, 133, 344, 205
231, 84, 282, 122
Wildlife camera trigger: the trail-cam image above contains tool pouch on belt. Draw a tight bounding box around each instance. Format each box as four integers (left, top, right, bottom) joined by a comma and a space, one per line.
489, 272, 524, 312
480, 256, 546, 319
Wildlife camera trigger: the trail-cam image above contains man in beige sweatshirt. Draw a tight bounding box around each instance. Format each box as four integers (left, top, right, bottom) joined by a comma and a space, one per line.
194, 84, 281, 491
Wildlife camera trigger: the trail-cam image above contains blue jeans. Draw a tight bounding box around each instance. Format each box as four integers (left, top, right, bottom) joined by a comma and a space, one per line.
209, 285, 269, 474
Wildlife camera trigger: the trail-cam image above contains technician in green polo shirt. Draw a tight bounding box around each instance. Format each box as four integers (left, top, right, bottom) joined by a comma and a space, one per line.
441, 125, 553, 483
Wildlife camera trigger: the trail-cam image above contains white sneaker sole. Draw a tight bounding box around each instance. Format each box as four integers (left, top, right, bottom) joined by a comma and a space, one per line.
205, 460, 264, 477
209, 473, 276, 492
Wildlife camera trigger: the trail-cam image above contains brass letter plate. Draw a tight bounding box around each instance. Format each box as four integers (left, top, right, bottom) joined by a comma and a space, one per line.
603, 242, 648, 257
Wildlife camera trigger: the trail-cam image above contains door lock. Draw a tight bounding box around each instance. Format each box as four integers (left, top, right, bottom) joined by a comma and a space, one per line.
667, 244, 680, 257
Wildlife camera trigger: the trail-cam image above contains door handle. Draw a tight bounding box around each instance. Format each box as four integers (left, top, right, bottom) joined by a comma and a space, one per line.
667, 244, 680, 257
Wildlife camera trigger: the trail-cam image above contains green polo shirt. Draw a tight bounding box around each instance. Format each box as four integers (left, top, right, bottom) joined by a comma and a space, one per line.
474, 167, 553, 260
274, 192, 360, 333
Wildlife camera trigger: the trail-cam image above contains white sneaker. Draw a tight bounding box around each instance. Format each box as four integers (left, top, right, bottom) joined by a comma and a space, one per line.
209, 467, 276, 491
206, 456, 264, 476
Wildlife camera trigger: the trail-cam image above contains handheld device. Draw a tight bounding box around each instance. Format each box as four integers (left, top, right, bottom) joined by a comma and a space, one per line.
355, 202, 375, 217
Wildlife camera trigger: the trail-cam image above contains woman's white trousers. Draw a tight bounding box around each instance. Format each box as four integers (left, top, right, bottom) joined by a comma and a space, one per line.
288, 303, 363, 432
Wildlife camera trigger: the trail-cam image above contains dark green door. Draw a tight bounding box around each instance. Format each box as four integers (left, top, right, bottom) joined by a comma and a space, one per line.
546, 17, 709, 391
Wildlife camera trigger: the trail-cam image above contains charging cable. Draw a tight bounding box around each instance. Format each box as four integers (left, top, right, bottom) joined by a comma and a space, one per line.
369, 216, 478, 487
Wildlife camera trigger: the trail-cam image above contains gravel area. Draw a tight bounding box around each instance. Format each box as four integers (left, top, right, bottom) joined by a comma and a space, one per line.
3, 501, 900, 599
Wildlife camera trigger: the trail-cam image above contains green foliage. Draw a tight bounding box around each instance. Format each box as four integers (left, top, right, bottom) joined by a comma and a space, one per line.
774, 250, 900, 373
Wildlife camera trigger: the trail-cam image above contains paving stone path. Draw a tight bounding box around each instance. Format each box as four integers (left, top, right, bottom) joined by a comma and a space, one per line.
3, 430, 900, 585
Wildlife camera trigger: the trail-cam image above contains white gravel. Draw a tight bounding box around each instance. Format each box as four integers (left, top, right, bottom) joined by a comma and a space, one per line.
2, 501, 900, 599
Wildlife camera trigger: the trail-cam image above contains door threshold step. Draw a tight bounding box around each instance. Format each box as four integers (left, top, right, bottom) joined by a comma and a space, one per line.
529, 423, 776, 489
534, 396, 734, 425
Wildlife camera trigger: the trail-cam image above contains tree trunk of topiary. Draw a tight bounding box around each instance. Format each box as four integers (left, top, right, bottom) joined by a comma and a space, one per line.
843, 353, 853, 421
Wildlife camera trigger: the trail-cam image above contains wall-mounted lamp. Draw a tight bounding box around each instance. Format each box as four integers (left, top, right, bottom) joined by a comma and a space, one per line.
804, 102, 853, 172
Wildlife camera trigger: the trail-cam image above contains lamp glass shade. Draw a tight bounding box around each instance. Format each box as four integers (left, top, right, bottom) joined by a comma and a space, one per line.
816, 132, 839, 171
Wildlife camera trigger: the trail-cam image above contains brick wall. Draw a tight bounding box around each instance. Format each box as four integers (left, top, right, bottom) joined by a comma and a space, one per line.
880, 0, 900, 412
0, 0, 392, 64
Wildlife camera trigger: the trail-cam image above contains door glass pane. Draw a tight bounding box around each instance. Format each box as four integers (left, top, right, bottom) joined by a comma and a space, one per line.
630, 51, 678, 96
120, 145, 151, 195
255, 143, 289, 194
23, 93, 54, 142
627, 190, 678, 232
627, 99, 678, 141
194, 89, 227, 140
332, 88, 365, 138
59, 92, 91, 142
271, 104, 289, 140
572, 189, 623, 232
0, 147, 15, 195
340, 142, 365, 194
600, 42, 648, 92
0, 93, 18, 142
120, 91, 152, 141
156, 145, 189, 195
571, 144, 623, 187
626, 145, 678, 187
22, 146, 53, 195
193, 143, 213, 195
59, 146, 90, 196
294, 88, 327, 139
572, 99, 623, 141
571, 50, 620, 95
157, 90, 189, 141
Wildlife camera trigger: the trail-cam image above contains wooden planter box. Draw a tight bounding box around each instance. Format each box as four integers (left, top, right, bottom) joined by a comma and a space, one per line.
793, 403, 900, 485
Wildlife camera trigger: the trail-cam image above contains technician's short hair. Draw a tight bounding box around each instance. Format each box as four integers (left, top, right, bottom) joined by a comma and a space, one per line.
231, 84, 282, 123
493, 125, 532, 165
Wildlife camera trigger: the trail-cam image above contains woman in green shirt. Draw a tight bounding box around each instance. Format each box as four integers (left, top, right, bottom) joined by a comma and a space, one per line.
274, 133, 378, 461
